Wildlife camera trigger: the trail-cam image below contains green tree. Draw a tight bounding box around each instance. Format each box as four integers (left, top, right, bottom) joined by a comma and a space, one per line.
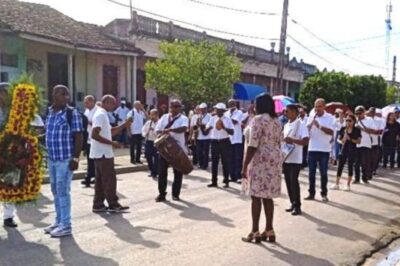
299, 71, 387, 109
386, 85, 400, 104
298, 71, 352, 109
145, 40, 241, 105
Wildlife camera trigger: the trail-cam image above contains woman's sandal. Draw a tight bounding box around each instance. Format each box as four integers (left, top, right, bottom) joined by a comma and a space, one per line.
261, 230, 276, 243
241, 232, 261, 243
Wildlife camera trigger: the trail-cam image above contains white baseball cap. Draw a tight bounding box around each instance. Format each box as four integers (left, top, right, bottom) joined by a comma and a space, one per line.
214, 103, 227, 110
199, 103, 208, 109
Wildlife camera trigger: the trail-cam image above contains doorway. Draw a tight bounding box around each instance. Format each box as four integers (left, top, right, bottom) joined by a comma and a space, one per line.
47, 53, 68, 102
103, 65, 118, 97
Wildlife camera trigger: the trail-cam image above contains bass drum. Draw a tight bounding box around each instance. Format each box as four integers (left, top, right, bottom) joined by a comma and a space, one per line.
154, 134, 193, 175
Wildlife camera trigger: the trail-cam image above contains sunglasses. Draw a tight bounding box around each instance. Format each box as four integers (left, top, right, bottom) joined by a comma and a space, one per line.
346, 119, 353, 122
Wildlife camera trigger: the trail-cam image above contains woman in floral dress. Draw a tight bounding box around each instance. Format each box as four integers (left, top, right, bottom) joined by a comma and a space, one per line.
242, 93, 283, 243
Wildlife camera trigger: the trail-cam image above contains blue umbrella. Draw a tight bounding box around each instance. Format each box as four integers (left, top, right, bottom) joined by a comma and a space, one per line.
233, 82, 267, 101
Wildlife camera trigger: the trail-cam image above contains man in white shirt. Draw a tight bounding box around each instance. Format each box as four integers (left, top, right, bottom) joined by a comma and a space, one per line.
115, 99, 130, 145
226, 99, 244, 183
142, 109, 159, 179
90, 95, 132, 213
155, 100, 189, 202
305, 98, 335, 202
367, 107, 385, 175
333, 109, 346, 165
283, 104, 309, 216
354, 106, 376, 184
82, 95, 97, 187
299, 107, 309, 167
127, 101, 147, 164
196, 103, 211, 170
189, 106, 200, 166
205, 103, 234, 188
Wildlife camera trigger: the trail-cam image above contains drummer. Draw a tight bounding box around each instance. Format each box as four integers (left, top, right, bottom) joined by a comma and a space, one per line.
155, 100, 189, 202
205, 103, 234, 188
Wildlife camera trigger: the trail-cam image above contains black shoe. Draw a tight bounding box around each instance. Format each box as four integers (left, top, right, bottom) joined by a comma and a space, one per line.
223, 182, 229, 188
352, 180, 360, 184
207, 183, 218, 188
92, 206, 108, 213
292, 208, 302, 216
285, 206, 294, 212
131, 161, 137, 165
304, 195, 315, 201
152, 175, 158, 179
90, 179, 95, 184
321, 196, 329, 202
155, 194, 167, 202
136, 161, 143, 164
172, 196, 180, 201
236, 179, 242, 184
3, 218, 18, 228
363, 180, 370, 185
148, 174, 153, 177
108, 205, 130, 213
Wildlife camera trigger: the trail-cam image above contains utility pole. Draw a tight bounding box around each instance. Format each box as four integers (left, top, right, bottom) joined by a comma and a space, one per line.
393, 55, 397, 82
275, 0, 289, 96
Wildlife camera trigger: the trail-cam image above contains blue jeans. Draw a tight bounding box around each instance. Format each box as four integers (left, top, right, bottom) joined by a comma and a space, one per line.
334, 131, 342, 160
48, 159, 73, 229
308, 151, 329, 197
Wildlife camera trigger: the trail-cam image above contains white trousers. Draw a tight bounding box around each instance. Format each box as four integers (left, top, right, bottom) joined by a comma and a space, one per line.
3, 203, 15, 219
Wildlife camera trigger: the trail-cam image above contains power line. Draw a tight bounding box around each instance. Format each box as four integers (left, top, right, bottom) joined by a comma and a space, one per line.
287, 34, 352, 73
183, 0, 278, 16
290, 17, 387, 70
106, 0, 278, 41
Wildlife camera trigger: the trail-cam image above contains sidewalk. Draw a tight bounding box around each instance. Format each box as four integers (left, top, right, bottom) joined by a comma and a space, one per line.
43, 148, 148, 183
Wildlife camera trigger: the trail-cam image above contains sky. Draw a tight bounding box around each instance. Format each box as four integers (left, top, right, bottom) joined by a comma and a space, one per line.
23, 0, 399, 79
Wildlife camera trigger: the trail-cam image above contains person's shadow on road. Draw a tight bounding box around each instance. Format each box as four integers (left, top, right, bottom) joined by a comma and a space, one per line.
0, 228, 56, 266
165, 199, 235, 228
59, 236, 118, 266
259, 242, 335, 266
99, 213, 166, 248
16, 193, 52, 228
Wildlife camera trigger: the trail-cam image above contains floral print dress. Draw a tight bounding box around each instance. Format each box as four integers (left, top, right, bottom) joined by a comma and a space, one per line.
247, 114, 283, 199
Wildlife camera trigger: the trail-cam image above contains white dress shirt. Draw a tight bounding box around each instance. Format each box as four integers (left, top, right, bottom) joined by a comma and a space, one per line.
371, 117, 385, 146
283, 119, 309, 164
115, 106, 130, 125
142, 120, 158, 141
307, 112, 335, 152
155, 113, 189, 152
191, 113, 211, 140
357, 117, 376, 148
225, 108, 244, 144
127, 108, 146, 135
84, 105, 98, 144
90, 107, 114, 159
207, 115, 234, 140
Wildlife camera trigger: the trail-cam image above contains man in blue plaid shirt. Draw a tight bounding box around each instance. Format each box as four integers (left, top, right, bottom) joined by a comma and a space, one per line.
44, 85, 83, 238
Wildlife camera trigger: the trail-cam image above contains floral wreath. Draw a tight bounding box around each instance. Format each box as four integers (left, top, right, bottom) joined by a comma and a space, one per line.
0, 75, 44, 203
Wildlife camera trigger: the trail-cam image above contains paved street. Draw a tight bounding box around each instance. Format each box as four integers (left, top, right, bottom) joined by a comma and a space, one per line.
1, 164, 400, 266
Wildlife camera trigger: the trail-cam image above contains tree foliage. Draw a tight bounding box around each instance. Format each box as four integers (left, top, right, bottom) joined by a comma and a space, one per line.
299, 71, 387, 109
386, 85, 400, 104
145, 40, 241, 105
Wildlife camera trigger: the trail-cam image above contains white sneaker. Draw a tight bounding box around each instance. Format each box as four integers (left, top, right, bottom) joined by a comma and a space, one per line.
330, 184, 340, 190
344, 185, 351, 191
50, 226, 72, 238
44, 223, 58, 234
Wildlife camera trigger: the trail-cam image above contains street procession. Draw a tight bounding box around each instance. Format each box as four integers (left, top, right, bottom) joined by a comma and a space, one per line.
1, 0, 400, 265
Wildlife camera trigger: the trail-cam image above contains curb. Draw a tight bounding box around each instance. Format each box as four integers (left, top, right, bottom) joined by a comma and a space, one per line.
42, 164, 149, 184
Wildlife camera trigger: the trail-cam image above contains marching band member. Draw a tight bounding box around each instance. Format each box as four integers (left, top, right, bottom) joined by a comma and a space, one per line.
196, 103, 211, 170
205, 103, 234, 188
142, 109, 160, 179
155, 100, 189, 202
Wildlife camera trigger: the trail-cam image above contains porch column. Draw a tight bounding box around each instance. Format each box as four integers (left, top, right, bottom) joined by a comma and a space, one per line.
132, 56, 137, 102
68, 53, 74, 99
126, 55, 132, 100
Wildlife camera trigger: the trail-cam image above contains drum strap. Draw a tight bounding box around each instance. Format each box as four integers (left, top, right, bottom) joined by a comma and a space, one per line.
165, 115, 181, 129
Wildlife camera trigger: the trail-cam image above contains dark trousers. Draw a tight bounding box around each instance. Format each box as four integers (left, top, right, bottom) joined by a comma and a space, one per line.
93, 157, 119, 208
355, 147, 372, 182
211, 139, 231, 184
383, 146, 396, 168
118, 128, 128, 144
283, 163, 302, 208
371, 145, 380, 173
145, 140, 159, 176
197, 139, 210, 169
336, 153, 355, 177
230, 143, 244, 181
130, 134, 143, 163
85, 143, 95, 184
302, 145, 308, 167
308, 151, 329, 197
397, 141, 400, 167
158, 156, 183, 197
189, 143, 198, 165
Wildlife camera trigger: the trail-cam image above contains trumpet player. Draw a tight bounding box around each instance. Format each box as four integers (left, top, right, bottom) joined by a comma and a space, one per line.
205, 103, 234, 188
196, 103, 211, 170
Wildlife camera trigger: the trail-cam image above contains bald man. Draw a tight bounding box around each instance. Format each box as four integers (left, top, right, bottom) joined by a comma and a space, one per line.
45, 85, 83, 237
82, 95, 97, 187
90, 95, 132, 213
305, 98, 335, 202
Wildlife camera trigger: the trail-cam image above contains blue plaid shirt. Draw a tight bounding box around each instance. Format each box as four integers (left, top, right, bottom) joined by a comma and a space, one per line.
46, 106, 83, 161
